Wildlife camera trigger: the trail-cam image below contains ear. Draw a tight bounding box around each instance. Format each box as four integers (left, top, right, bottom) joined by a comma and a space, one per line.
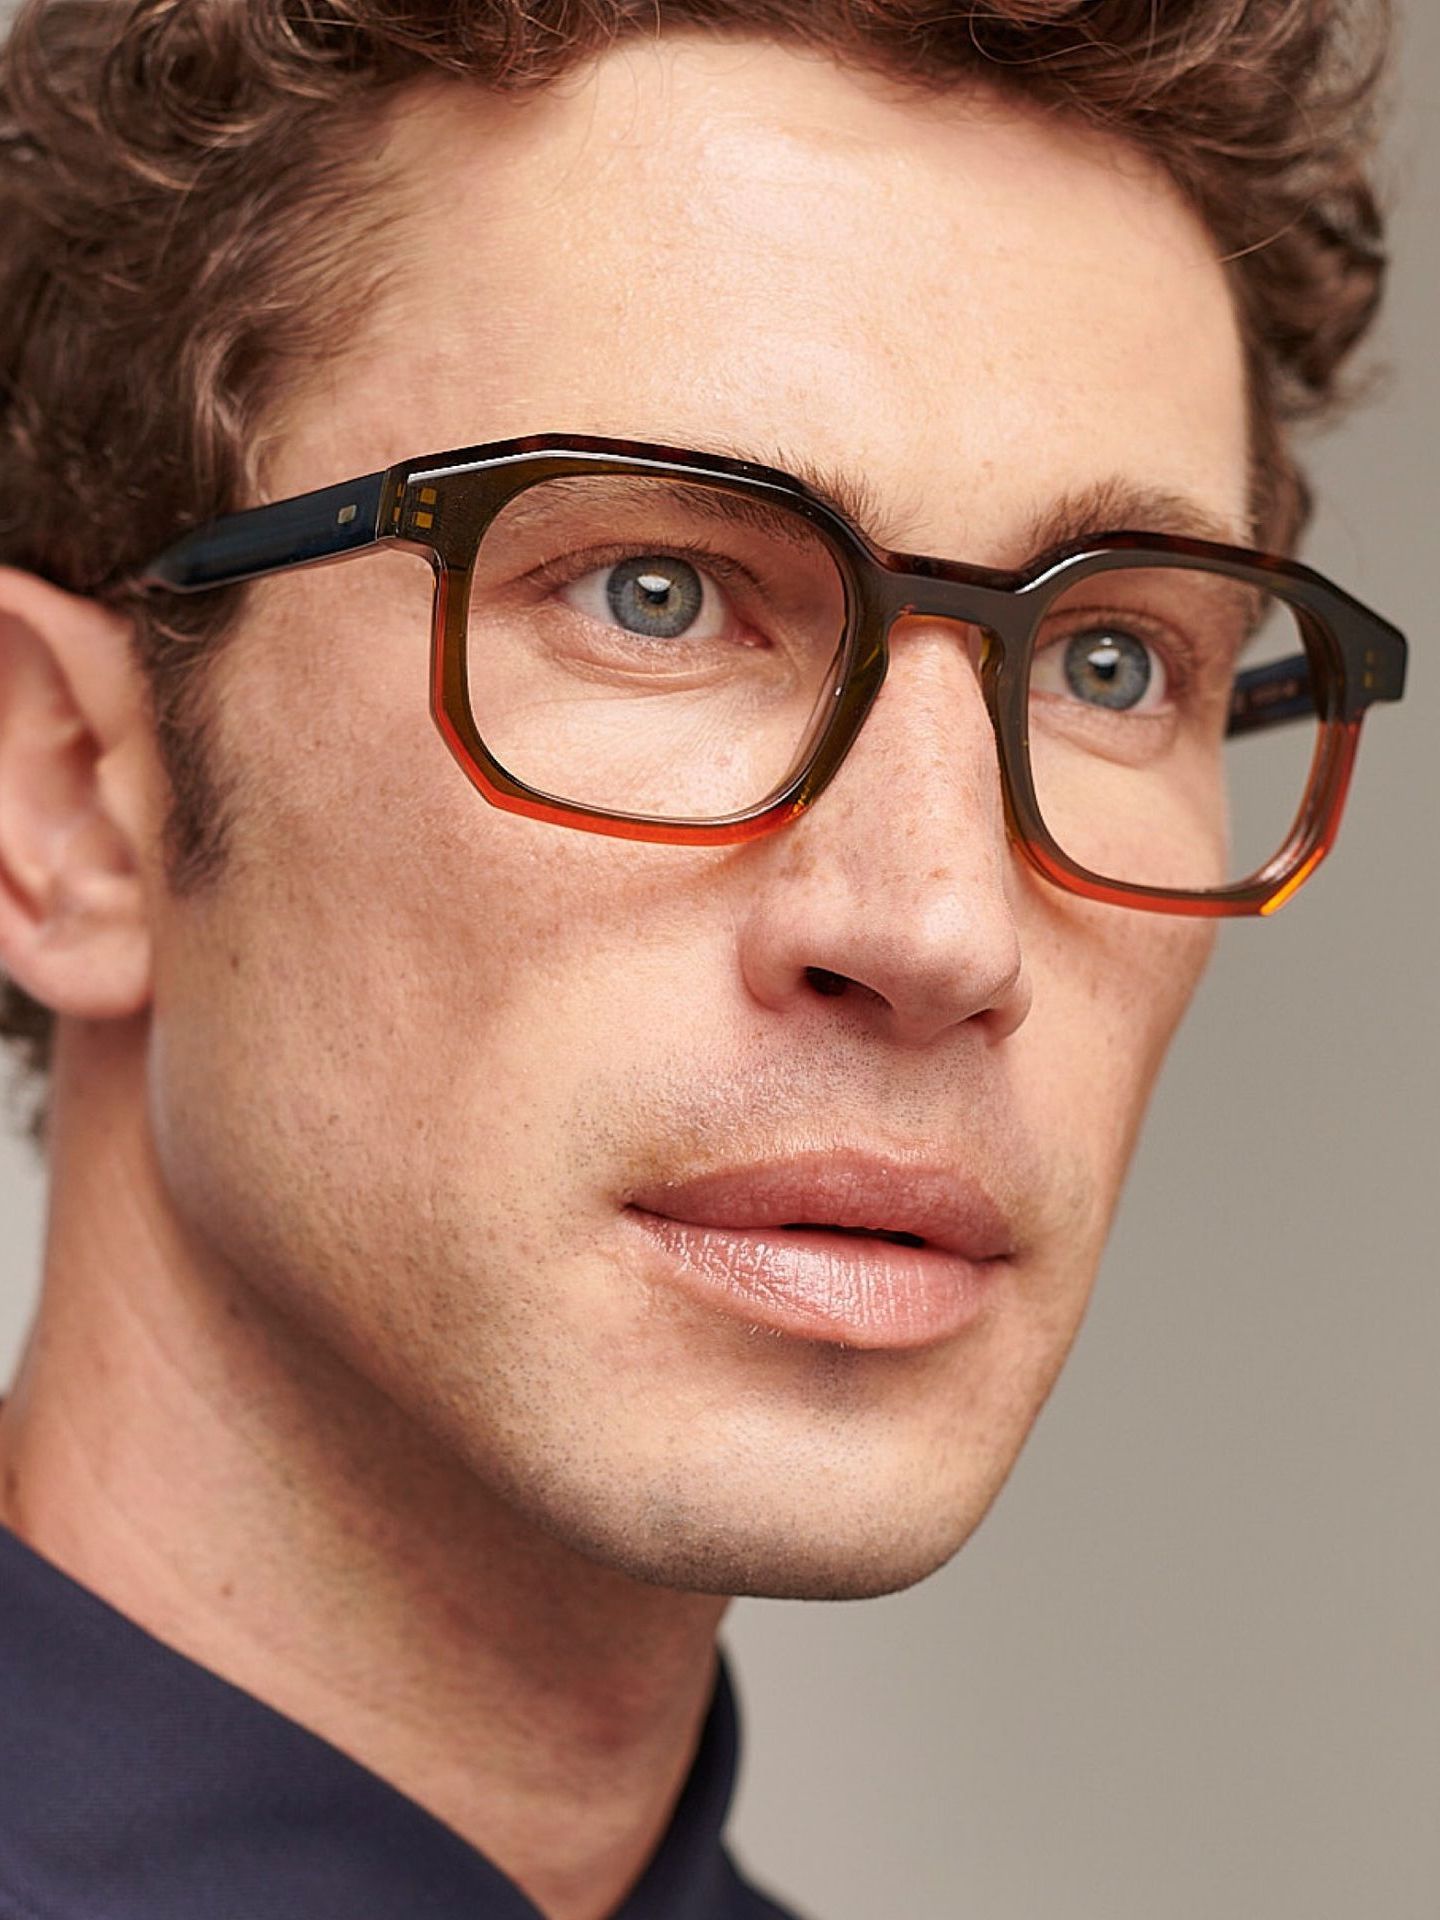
0, 567, 158, 1025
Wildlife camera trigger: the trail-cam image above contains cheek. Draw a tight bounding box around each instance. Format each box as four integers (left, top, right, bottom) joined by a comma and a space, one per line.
147, 578, 715, 1232
1015, 890, 1216, 1188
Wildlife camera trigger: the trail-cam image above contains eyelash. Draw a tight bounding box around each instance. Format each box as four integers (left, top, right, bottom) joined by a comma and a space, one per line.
517, 556, 1227, 704
522, 542, 764, 602
1036, 607, 1201, 703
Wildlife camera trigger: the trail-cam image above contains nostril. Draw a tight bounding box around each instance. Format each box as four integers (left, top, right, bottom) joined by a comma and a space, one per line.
805, 967, 849, 997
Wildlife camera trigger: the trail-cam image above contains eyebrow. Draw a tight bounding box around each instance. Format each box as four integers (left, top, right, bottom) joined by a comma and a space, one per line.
491, 471, 832, 555
1018, 479, 1254, 558
692, 439, 1254, 563
758, 445, 922, 553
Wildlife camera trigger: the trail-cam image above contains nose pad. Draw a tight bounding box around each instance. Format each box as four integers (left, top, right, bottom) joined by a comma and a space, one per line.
918, 611, 989, 667
811, 614, 1007, 859
876, 612, 999, 735
789, 604, 1008, 838
880, 609, 997, 689
883, 612, 1013, 813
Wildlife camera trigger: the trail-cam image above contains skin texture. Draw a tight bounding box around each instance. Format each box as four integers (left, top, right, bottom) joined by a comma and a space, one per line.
0, 37, 1248, 1920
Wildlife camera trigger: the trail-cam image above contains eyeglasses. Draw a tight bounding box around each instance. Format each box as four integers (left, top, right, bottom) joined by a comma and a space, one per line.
134, 432, 1407, 916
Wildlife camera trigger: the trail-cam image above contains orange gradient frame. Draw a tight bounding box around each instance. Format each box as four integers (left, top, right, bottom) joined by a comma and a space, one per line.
136, 432, 1408, 917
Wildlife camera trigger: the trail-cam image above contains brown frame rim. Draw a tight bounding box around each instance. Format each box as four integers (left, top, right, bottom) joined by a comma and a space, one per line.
132, 430, 1408, 916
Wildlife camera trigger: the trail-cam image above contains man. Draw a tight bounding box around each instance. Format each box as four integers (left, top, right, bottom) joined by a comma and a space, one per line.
0, 2, 1405, 1917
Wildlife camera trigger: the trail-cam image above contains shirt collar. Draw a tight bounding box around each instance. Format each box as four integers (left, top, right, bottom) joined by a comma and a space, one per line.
0, 1519, 755, 1919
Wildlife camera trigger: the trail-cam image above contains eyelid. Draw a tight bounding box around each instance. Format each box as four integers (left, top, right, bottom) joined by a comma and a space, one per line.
1036, 603, 1197, 695
521, 542, 762, 599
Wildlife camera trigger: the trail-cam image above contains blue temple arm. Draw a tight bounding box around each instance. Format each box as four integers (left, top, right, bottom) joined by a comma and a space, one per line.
135, 471, 389, 593
1227, 654, 1314, 736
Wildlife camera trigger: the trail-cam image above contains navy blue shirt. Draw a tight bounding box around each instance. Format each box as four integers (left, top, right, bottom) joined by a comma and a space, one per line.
0, 1523, 800, 1919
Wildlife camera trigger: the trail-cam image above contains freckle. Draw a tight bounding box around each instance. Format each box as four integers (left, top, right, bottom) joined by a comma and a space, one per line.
3, 1466, 18, 1504
229, 951, 240, 973
219, 1581, 235, 1601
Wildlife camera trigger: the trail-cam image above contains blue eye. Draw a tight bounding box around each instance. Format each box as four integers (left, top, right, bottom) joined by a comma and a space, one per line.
559, 553, 732, 644
1032, 626, 1168, 712
604, 555, 705, 639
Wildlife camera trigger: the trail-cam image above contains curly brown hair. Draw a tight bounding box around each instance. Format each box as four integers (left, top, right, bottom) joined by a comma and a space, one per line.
0, 0, 1392, 1133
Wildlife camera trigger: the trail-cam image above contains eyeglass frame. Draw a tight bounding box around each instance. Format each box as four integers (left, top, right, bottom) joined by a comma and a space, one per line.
131, 431, 1408, 918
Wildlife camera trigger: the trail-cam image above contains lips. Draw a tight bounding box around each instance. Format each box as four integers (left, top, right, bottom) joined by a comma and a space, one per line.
623, 1149, 1016, 1348
626, 1149, 1016, 1262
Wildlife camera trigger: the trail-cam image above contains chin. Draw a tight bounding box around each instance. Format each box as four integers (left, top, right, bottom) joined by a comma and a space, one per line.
531, 1471, 988, 1602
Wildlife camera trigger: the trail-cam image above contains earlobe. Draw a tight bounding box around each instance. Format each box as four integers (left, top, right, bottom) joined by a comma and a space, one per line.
0, 567, 156, 1025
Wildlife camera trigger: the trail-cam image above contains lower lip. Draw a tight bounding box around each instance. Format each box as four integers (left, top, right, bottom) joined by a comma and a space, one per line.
624, 1210, 1007, 1350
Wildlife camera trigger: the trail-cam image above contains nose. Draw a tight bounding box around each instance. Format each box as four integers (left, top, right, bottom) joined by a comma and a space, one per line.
735, 618, 1032, 1049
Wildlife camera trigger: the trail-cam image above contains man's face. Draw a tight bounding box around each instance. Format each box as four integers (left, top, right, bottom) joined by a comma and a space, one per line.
143, 38, 1245, 1598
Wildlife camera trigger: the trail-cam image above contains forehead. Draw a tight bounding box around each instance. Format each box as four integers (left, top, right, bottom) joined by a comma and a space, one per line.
283, 35, 1250, 560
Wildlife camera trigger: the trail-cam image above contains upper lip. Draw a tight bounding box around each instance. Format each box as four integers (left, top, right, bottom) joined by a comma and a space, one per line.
626, 1148, 1017, 1261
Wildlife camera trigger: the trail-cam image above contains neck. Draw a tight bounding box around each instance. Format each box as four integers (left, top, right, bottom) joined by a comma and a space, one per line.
0, 1022, 728, 1920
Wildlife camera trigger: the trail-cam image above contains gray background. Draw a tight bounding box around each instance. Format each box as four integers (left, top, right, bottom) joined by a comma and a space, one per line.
1, 5, 1435, 1917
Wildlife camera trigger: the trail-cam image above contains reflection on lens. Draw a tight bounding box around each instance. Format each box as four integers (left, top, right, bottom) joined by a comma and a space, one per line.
464, 474, 850, 821
1026, 564, 1322, 894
